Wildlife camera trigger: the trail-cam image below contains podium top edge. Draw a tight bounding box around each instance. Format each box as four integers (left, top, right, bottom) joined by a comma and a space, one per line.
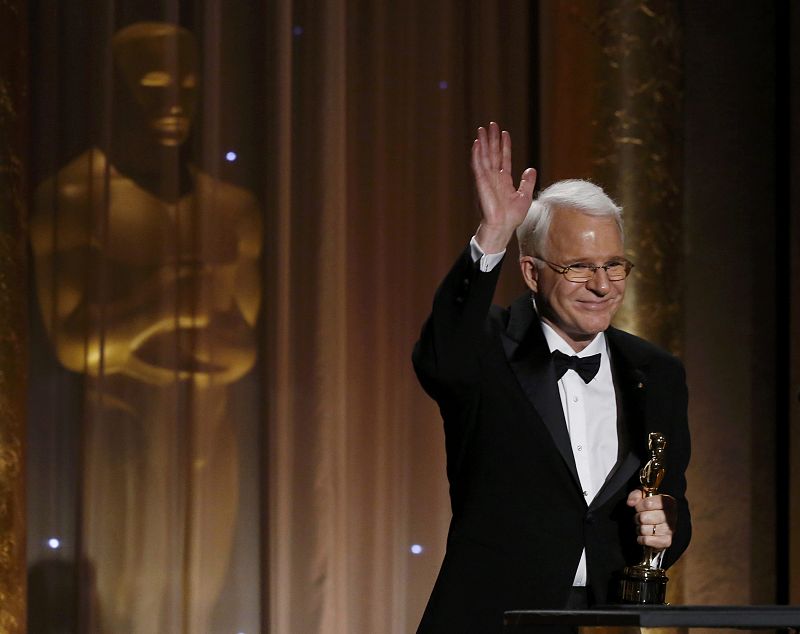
503, 605, 800, 628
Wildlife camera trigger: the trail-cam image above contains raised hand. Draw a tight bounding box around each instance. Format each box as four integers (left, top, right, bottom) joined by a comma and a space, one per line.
471, 122, 537, 254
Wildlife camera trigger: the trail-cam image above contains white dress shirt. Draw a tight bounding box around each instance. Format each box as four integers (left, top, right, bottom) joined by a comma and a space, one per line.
469, 236, 505, 271
541, 323, 617, 586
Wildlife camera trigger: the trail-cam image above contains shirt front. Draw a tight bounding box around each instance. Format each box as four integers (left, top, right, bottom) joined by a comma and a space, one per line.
541, 323, 618, 586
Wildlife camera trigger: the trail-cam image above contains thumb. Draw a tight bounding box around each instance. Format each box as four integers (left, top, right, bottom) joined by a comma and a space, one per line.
517, 167, 537, 199
627, 489, 643, 507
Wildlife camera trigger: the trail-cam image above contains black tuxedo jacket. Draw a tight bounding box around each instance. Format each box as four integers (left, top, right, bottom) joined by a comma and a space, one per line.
413, 247, 691, 634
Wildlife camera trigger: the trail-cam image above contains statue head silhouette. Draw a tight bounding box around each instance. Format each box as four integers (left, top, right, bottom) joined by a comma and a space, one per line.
112, 22, 199, 147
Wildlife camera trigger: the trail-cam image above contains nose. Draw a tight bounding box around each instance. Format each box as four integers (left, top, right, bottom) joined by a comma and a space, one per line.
586, 267, 611, 295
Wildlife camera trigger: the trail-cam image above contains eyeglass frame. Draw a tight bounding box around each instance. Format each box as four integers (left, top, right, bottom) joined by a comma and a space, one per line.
533, 256, 635, 283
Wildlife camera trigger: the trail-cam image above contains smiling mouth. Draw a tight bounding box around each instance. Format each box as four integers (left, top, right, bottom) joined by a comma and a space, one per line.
578, 299, 616, 310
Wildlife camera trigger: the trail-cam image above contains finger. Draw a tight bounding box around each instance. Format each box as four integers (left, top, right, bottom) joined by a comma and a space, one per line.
501, 130, 512, 174
635, 510, 667, 526
476, 126, 490, 170
641, 494, 676, 513
472, 138, 495, 194
637, 520, 671, 536
476, 126, 491, 171
637, 534, 673, 549
634, 494, 666, 513
489, 122, 501, 171
627, 489, 643, 507
471, 138, 482, 176
518, 167, 537, 199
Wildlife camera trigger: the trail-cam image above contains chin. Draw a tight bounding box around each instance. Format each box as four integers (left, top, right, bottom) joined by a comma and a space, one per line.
574, 317, 613, 338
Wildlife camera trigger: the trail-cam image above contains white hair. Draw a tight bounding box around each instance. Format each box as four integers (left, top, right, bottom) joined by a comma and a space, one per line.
516, 179, 623, 258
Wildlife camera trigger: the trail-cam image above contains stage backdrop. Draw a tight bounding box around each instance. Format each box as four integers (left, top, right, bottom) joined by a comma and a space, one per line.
8, 1, 796, 633
24, 1, 530, 632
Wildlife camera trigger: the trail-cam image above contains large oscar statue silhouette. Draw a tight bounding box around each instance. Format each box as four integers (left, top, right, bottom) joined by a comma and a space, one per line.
30, 22, 261, 632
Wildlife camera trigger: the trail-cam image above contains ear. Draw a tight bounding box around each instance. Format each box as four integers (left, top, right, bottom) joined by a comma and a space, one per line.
519, 256, 538, 292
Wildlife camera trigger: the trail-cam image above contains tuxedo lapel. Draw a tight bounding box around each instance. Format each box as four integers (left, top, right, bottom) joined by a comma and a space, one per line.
500, 302, 653, 507
500, 294, 581, 489
589, 327, 649, 510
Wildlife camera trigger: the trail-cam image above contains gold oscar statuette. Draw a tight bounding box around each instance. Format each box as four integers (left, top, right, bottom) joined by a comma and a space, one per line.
618, 432, 669, 604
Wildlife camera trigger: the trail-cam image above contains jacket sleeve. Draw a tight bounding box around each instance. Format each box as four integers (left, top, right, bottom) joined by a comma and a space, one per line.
412, 244, 504, 403
659, 357, 692, 569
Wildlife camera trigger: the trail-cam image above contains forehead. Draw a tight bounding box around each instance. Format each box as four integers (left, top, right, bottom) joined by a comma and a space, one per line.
546, 207, 623, 260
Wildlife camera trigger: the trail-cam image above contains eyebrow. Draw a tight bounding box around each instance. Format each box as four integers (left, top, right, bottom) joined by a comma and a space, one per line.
561, 256, 628, 264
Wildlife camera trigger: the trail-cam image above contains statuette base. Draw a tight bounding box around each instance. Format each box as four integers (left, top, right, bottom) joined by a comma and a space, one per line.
618, 564, 668, 604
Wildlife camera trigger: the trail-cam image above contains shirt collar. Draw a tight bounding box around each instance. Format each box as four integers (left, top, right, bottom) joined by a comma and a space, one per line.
540, 320, 607, 358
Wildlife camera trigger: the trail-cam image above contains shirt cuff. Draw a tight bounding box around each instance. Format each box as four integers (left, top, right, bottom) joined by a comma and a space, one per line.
469, 236, 505, 272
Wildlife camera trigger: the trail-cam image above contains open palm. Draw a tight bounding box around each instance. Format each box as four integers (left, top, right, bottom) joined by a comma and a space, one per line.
471, 122, 537, 253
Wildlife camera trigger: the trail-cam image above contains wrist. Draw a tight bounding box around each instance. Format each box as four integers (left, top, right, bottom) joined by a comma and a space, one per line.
475, 223, 514, 254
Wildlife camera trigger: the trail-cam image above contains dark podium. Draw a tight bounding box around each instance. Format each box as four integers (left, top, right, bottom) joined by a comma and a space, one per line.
504, 605, 800, 630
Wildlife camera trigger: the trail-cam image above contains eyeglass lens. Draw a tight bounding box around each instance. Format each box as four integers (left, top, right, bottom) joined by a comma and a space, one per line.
564, 264, 629, 282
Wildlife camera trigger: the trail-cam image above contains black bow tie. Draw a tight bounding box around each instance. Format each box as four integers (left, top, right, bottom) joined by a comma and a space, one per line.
551, 350, 601, 383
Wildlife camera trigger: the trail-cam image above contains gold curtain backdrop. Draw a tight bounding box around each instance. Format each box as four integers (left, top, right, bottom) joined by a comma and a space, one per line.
8, 0, 794, 632
264, 2, 530, 630
25, 1, 531, 631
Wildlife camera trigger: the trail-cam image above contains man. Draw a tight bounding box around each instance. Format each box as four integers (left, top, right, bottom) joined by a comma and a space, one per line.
413, 122, 690, 633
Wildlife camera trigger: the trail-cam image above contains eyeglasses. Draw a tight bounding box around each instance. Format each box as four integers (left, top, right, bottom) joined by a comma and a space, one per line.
535, 257, 634, 283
